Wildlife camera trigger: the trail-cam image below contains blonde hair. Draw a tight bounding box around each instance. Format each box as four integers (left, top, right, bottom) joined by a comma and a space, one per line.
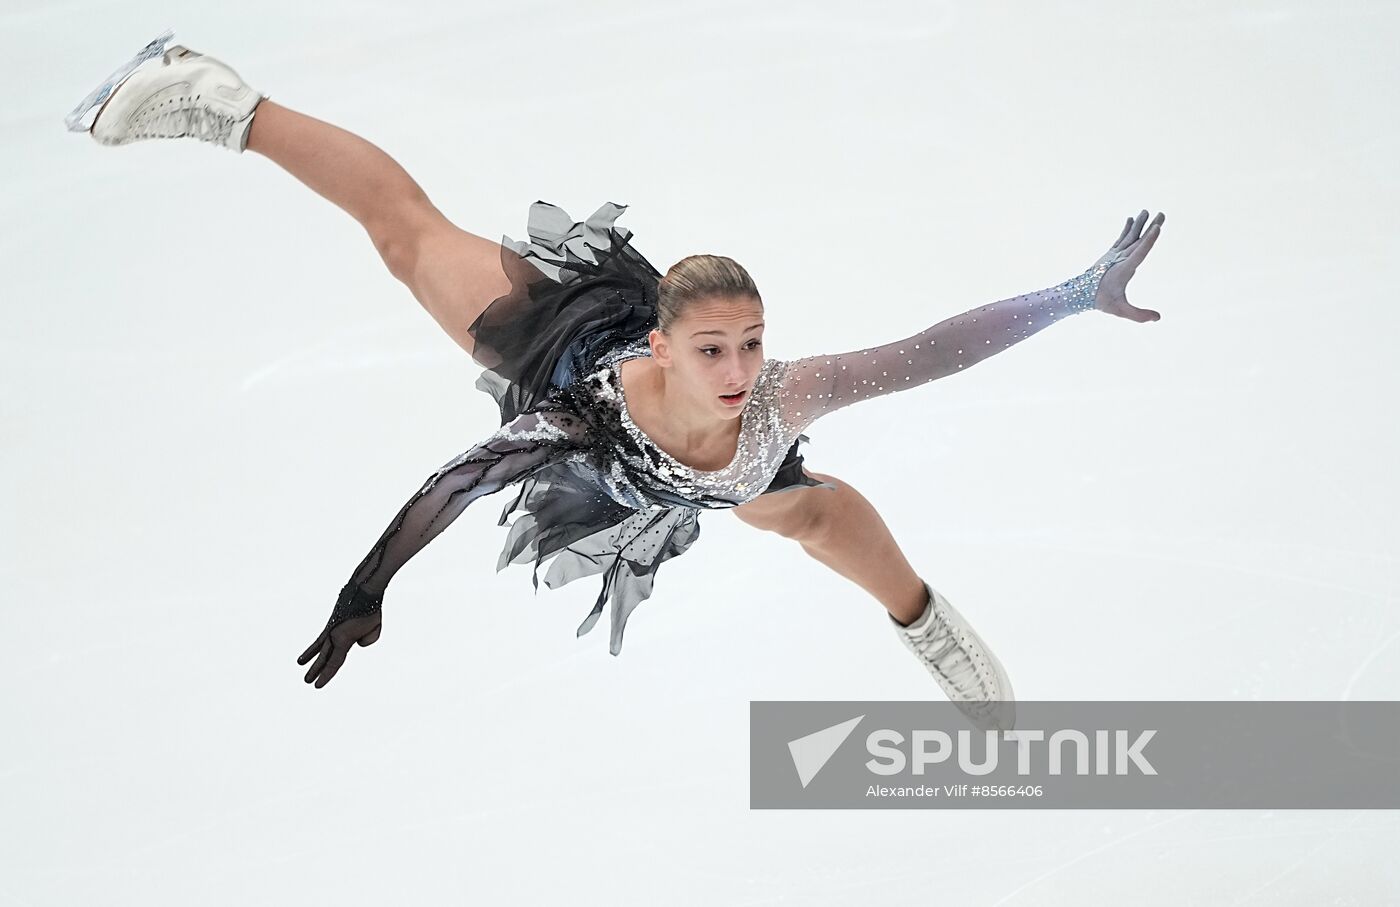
656, 254, 762, 334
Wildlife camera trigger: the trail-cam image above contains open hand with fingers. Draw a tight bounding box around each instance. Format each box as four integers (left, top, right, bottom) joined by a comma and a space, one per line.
1091, 209, 1165, 322
297, 581, 384, 688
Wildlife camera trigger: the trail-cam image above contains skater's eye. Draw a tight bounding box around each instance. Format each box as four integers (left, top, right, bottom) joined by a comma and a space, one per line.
700, 340, 762, 357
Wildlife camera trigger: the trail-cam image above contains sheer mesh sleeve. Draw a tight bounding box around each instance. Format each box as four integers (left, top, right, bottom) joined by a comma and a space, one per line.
776, 264, 1107, 435
325, 408, 592, 626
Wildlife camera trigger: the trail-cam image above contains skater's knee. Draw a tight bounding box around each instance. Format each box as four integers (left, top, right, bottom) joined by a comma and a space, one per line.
791, 471, 852, 547
366, 201, 447, 284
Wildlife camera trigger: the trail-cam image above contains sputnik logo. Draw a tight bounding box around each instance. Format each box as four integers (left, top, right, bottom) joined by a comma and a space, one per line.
788, 715, 865, 788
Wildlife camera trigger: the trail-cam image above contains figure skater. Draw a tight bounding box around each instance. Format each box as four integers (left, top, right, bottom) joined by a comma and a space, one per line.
67, 32, 1165, 732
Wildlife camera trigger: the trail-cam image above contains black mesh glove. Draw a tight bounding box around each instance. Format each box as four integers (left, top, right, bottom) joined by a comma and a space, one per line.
294, 408, 589, 688
297, 581, 384, 688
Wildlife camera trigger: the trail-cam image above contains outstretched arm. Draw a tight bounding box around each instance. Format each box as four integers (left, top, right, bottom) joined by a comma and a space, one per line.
777, 210, 1165, 435
297, 406, 590, 687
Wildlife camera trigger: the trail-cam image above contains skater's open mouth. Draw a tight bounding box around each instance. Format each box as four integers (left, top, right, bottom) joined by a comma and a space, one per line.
719, 389, 747, 406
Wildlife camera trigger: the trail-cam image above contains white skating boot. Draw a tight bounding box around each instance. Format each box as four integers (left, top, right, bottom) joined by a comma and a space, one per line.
891, 580, 1017, 732
65, 30, 267, 153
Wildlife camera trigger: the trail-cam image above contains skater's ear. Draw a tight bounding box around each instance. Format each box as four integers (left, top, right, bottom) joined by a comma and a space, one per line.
648, 327, 674, 365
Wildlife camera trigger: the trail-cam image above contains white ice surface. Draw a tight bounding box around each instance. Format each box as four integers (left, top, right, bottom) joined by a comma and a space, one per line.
3, 1, 1398, 903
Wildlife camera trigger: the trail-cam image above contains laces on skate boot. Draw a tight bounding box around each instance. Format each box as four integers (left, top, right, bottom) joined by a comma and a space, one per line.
131, 95, 240, 146
908, 607, 996, 700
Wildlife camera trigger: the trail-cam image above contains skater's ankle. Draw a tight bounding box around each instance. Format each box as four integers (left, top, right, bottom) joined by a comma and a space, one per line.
244, 97, 278, 155
889, 583, 931, 628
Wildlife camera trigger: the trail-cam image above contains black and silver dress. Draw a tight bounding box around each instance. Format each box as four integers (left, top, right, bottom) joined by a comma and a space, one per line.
325, 200, 1111, 655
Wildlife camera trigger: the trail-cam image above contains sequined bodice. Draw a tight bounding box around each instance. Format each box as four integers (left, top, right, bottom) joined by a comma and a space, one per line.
584, 336, 797, 507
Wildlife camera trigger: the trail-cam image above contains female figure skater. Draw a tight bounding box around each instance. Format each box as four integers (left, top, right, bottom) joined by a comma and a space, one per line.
68, 33, 1164, 732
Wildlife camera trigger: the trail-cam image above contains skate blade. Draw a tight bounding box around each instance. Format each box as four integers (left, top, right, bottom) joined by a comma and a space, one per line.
64, 27, 176, 133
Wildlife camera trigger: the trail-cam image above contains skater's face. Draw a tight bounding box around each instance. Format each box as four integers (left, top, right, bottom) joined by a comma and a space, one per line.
655, 295, 766, 417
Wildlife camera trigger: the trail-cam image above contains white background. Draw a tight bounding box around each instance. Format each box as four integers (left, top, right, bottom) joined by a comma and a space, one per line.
4, 0, 1397, 903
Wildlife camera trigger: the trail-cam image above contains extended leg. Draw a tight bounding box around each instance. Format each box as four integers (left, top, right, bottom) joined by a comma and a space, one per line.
732, 471, 928, 625
735, 470, 1016, 728
245, 100, 532, 357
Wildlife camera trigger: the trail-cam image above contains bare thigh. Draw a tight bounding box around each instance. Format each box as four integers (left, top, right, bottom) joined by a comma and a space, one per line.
733, 469, 925, 621
730, 469, 839, 540
394, 208, 549, 363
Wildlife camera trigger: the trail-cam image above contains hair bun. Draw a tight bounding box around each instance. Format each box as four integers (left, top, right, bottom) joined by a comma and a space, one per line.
654, 254, 762, 334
